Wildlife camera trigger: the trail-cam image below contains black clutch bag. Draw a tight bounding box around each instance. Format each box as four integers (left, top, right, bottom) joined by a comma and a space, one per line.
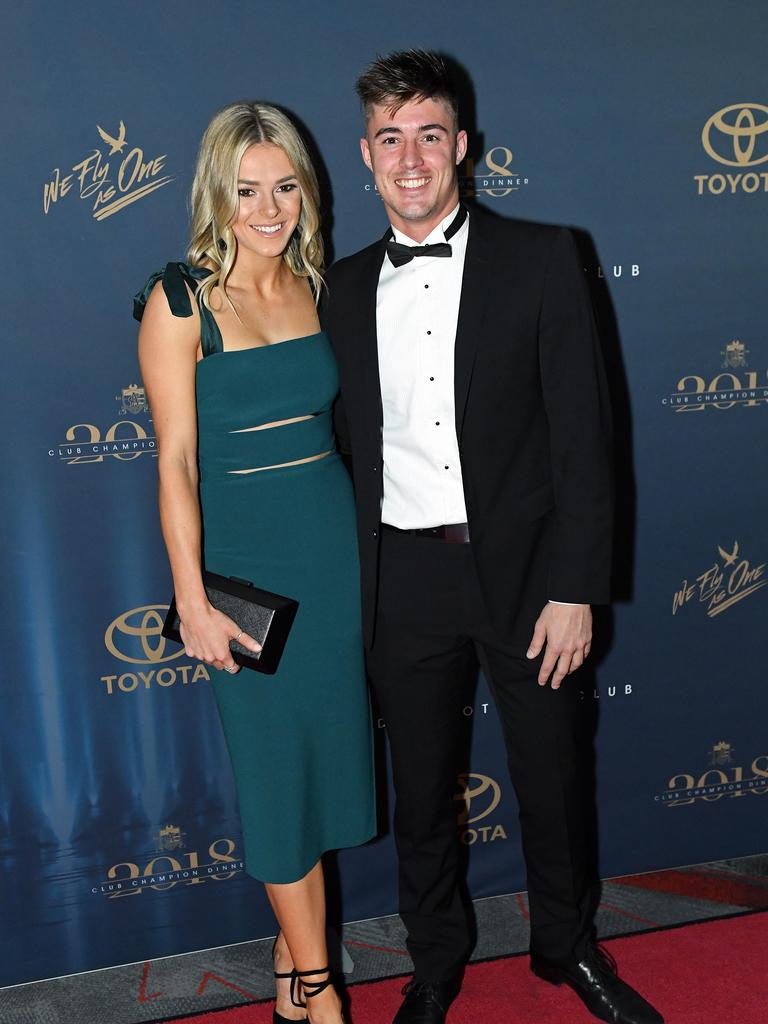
161, 571, 299, 675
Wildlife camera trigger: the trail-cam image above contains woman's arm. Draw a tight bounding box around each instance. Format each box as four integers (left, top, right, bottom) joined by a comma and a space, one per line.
138, 282, 260, 671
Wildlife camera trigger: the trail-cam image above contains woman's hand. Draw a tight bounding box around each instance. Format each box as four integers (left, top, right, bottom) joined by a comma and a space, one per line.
179, 602, 262, 674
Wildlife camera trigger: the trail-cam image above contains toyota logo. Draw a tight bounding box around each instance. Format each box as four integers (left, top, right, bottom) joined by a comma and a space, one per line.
702, 104, 768, 167
454, 773, 502, 826
104, 605, 180, 664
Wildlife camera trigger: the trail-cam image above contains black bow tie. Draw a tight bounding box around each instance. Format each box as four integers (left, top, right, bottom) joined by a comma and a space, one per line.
386, 240, 451, 267
385, 205, 467, 268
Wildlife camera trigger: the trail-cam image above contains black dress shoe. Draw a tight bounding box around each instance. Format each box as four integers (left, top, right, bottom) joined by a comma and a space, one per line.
531, 944, 664, 1024
392, 978, 461, 1024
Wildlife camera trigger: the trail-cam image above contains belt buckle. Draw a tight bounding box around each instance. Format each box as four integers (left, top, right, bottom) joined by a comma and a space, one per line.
444, 523, 470, 544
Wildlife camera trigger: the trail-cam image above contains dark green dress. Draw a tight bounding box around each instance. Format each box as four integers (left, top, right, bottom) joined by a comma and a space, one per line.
135, 262, 376, 883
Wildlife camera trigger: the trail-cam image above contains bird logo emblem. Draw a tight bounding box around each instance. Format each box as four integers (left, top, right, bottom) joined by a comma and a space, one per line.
96, 120, 127, 155
717, 541, 739, 567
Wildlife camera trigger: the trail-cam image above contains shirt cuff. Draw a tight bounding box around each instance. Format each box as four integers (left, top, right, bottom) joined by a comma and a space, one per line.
548, 600, 580, 606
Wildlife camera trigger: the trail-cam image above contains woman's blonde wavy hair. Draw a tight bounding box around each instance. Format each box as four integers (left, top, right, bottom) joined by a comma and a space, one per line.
187, 102, 324, 310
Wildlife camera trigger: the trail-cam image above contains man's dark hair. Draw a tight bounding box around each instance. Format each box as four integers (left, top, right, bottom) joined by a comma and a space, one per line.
356, 50, 459, 126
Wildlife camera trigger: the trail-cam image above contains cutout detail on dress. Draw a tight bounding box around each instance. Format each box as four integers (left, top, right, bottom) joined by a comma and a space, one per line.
228, 450, 333, 475
230, 413, 318, 434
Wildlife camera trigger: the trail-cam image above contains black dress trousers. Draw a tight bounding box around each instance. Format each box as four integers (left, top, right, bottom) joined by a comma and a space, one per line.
366, 527, 593, 982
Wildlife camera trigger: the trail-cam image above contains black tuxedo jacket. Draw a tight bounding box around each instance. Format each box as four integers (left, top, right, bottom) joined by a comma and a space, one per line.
322, 203, 613, 651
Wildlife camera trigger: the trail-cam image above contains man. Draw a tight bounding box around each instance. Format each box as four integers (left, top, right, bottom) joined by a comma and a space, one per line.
323, 50, 662, 1024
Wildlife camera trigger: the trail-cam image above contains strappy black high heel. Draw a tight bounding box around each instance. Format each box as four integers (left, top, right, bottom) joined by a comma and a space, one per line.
289, 967, 337, 1017
272, 936, 307, 1024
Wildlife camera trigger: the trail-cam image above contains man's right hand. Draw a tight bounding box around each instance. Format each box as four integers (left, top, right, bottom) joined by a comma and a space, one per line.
526, 602, 592, 690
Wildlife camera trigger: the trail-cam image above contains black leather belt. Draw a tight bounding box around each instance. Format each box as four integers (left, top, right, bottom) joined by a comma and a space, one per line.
382, 522, 470, 544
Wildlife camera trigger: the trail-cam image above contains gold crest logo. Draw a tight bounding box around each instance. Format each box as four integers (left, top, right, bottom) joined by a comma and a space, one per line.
709, 742, 734, 767
104, 606, 181, 664
158, 825, 186, 852
720, 339, 749, 369
116, 384, 150, 417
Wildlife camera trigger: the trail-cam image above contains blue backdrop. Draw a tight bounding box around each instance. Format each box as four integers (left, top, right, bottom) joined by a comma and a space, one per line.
2, 0, 767, 989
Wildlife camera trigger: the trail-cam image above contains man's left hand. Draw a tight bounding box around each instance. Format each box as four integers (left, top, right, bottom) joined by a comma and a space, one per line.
526, 603, 592, 689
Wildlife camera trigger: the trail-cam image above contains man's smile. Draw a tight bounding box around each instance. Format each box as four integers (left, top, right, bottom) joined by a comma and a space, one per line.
395, 176, 432, 190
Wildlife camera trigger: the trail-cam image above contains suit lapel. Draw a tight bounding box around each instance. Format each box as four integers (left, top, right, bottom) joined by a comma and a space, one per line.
354, 235, 388, 433
454, 207, 492, 440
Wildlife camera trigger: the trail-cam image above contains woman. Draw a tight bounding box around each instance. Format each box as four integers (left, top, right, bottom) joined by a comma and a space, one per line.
135, 102, 375, 1024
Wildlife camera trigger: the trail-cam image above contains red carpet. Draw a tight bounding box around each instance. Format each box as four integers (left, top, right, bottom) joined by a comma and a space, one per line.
613, 865, 768, 909
171, 911, 768, 1023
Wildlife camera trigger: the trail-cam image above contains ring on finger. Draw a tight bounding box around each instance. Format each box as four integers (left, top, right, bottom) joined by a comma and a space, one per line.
233, 631, 243, 642
224, 662, 238, 674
